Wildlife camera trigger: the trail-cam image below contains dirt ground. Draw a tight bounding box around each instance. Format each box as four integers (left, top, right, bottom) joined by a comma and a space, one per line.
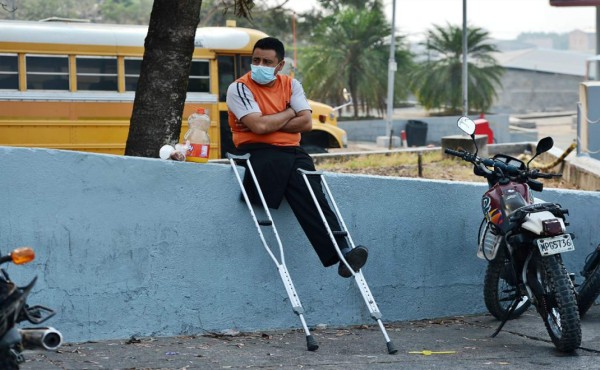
317, 149, 581, 190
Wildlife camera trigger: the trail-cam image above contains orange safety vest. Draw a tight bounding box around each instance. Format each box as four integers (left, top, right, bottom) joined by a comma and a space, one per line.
228, 73, 300, 147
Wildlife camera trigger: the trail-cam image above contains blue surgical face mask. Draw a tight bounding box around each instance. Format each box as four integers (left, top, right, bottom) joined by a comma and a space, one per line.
251, 63, 279, 85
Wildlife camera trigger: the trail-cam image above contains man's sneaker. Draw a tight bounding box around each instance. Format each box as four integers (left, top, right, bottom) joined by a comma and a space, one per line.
338, 245, 368, 278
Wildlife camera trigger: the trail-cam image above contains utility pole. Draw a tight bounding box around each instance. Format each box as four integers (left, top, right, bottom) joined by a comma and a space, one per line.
385, 0, 397, 146
462, 0, 468, 116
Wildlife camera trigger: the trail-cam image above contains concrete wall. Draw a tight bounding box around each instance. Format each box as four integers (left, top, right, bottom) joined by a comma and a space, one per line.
1, 146, 599, 344
339, 114, 510, 145
493, 69, 582, 114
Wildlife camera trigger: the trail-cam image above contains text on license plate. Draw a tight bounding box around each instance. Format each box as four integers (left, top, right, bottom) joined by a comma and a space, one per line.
536, 234, 575, 256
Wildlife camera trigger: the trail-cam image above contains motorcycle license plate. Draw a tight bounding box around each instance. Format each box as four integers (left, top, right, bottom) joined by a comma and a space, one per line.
536, 234, 574, 256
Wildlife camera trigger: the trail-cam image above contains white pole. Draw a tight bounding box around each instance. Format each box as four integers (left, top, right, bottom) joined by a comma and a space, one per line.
596, 6, 600, 80
386, 0, 397, 141
462, 0, 468, 116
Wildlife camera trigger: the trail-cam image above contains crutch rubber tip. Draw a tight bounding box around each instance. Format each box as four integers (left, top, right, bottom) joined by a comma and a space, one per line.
306, 335, 319, 351
387, 341, 398, 355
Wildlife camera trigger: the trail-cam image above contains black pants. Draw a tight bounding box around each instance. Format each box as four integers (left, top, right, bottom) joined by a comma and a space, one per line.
239, 145, 348, 267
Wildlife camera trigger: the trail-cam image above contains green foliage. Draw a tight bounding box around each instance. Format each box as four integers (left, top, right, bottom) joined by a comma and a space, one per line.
0, 0, 99, 21
409, 23, 504, 115
99, 0, 152, 24
0, 0, 253, 25
299, 4, 413, 118
198, 0, 313, 47
317, 0, 383, 12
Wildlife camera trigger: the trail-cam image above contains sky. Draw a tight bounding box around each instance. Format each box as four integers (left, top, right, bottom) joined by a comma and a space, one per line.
279, 0, 597, 41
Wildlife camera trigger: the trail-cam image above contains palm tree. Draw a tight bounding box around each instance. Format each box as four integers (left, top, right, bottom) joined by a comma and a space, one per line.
299, 4, 412, 118
409, 23, 504, 115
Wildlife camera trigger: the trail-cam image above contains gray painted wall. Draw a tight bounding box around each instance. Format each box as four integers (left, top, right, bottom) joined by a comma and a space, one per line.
1, 146, 599, 344
339, 115, 510, 145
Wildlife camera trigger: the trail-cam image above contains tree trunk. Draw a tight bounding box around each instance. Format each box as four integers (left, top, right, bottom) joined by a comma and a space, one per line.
125, 0, 202, 158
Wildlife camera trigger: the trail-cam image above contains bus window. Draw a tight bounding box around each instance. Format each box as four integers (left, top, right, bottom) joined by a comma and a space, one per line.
217, 55, 253, 102
188, 60, 210, 92
124, 58, 142, 91
76, 56, 118, 91
217, 55, 234, 102
26, 55, 69, 90
0, 54, 18, 90
239, 55, 252, 76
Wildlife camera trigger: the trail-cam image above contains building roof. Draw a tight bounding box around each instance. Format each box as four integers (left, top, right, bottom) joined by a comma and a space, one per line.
491, 48, 593, 77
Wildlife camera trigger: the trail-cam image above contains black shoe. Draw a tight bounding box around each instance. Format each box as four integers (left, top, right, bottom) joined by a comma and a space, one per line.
338, 246, 368, 278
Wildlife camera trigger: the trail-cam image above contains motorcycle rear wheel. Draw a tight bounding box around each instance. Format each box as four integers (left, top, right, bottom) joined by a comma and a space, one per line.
0, 347, 19, 370
577, 262, 600, 318
536, 254, 581, 352
483, 247, 531, 320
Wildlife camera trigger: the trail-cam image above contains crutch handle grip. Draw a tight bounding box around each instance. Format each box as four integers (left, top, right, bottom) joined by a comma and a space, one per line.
226, 152, 250, 161
297, 168, 323, 176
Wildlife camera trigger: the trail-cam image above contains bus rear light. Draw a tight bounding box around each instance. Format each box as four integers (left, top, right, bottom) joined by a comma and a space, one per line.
318, 115, 327, 123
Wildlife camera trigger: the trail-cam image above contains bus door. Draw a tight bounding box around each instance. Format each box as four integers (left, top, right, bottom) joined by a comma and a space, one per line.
217, 54, 251, 157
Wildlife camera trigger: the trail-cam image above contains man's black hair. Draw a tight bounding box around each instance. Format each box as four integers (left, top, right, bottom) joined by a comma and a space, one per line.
253, 37, 285, 62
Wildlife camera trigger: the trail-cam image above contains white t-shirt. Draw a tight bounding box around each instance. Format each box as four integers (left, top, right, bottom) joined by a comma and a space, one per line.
226, 78, 311, 121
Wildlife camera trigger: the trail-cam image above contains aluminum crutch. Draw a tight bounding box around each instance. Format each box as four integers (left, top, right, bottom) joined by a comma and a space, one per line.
298, 168, 398, 355
226, 153, 318, 352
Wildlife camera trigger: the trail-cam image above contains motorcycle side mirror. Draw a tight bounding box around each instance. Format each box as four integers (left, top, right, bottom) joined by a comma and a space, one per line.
535, 137, 554, 156
457, 116, 476, 136
457, 116, 478, 156
527, 136, 554, 169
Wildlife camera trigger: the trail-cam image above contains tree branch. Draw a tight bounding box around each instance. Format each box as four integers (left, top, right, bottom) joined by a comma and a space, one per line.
1, 1, 17, 13
232, 0, 255, 19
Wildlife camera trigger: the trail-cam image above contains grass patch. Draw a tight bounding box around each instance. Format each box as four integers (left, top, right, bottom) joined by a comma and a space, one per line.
316, 151, 483, 182
316, 151, 580, 189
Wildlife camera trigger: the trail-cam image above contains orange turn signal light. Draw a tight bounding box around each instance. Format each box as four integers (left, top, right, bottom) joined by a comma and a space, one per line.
11, 247, 35, 265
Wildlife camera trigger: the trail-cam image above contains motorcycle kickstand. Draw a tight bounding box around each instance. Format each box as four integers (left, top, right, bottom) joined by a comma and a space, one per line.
491, 296, 521, 338
298, 168, 398, 355
491, 252, 524, 338
226, 153, 318, 352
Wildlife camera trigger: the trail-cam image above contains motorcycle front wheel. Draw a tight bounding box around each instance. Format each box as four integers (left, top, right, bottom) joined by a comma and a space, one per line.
483, 247, 531, 320
577, 261, 600, 318
535, 253, 581, 352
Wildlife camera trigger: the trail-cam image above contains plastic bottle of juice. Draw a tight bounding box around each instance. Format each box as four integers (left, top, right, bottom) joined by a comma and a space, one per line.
184, 108, 210, 163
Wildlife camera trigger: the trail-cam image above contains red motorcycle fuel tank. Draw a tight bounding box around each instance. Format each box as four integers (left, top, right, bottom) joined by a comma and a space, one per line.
481, 182, 534, 233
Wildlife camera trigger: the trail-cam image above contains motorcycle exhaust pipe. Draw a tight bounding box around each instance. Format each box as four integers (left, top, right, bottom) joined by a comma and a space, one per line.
19, 327, 63, 350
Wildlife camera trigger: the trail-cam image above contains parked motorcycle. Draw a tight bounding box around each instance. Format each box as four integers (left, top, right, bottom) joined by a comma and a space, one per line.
576, 243, 600, 317
446, 116, 581, 352
0, 246, 62, 369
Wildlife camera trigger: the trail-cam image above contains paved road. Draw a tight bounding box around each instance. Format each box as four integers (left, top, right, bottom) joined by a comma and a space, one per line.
531, 114, 578, 152
20, 305, 600, 369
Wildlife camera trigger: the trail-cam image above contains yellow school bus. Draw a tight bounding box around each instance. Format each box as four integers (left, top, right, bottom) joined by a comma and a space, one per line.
0, 19, 347, 157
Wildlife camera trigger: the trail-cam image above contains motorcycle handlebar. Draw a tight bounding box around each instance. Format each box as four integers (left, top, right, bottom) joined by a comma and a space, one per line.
532, 171, 562, 179
444, 148, 465, 158
444, 147, 560, 183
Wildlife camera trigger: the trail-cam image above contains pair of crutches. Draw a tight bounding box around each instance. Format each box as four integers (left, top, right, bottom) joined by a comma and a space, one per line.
226, 153, 397, 354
